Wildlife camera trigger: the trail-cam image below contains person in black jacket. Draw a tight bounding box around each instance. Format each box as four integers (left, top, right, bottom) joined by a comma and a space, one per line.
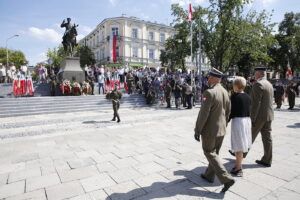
228, 76, 252, 177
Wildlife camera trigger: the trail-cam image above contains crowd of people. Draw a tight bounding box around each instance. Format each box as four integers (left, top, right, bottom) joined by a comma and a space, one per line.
83, 64, 206, 108
0, 62, 28, 83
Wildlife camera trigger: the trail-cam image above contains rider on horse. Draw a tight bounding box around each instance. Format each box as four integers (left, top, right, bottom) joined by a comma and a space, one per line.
61, 18, 73, 44
61, 18, 78, 56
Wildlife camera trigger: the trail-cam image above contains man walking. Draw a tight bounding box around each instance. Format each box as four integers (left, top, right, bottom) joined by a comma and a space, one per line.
110, 84, 122, 123
286, 82, 296, 110
194, 68, 235, 193
250, 67, 274, 167
274, 81, 284, 109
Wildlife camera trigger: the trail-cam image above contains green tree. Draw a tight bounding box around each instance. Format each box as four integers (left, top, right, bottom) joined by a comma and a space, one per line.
270, 12, 300, 73
0, 48, 27, 68
46, 45, 68, 67
75, 46, 96, 67
168, 1, 276, 75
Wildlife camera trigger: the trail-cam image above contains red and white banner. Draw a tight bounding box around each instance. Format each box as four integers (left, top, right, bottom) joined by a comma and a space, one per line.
286, 62, 293, 80
188, 3, 193, 21
112, 35, 118, 62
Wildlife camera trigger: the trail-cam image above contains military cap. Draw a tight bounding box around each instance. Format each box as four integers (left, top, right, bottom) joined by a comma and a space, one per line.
208, 68, 223, 78
254, 66, 267, 71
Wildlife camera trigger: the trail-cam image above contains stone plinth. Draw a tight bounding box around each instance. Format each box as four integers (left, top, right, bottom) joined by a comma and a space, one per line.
57, 57, 84, 83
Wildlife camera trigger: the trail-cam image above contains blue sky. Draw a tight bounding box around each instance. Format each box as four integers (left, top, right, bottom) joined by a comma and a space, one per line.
0, 0, 299, 65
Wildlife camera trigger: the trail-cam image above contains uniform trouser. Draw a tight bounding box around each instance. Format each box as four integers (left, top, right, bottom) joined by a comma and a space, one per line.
182, 95, 186, 107
166, 97, 171, 107
175, 97, 180, 108
112, 101, 120, 120
186, 94, 192, 108
201, 135, 233, 184
288, 96, 295, 109
275, 97, 282, 108
251, 120, 272, 165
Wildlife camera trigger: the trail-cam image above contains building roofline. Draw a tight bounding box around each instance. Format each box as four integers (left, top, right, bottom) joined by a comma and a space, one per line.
79, 16, 175, 43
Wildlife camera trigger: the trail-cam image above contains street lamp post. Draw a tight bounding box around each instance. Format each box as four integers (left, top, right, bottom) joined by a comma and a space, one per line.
5, 34, 19, 80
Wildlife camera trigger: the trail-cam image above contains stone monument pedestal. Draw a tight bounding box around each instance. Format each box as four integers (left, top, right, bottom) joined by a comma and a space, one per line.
57, 57, 84, 83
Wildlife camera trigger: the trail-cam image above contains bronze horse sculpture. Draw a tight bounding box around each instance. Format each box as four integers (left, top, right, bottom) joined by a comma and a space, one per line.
61, 18, 78, 57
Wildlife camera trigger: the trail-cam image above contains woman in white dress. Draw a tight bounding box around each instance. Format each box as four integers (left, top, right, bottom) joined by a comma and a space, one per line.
229, 76, 252, 177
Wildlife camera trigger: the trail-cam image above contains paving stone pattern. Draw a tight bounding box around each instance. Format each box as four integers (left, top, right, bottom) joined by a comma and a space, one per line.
0, 97, 299, 200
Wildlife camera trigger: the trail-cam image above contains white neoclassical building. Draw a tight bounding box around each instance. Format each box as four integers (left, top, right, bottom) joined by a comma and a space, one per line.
79, 15, 211, 71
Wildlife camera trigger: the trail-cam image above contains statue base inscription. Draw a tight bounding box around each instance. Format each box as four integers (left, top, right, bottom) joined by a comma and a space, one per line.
57, 57, 84, 83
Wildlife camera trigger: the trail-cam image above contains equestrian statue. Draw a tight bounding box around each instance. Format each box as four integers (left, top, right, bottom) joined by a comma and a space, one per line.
61, 18, 78, 57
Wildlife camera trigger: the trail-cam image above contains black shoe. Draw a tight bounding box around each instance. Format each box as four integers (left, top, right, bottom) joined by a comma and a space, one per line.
111, 118, 116, 121
230, 168, 243, 177
117, 119, 121, 123
255, 160, 271, 167
229, 150, 235, 157
221, 180, 235, 193
200, 174, 213, 183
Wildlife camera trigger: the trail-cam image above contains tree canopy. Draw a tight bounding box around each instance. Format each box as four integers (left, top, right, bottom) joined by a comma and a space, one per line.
162, 0, 278, 75
0, 48, 27, 68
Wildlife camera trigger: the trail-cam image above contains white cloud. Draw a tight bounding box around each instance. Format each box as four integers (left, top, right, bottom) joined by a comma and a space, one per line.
28, 27, 62, 43
261, 0, 275, 6
109, 0, 116, 6
80, 25, 93, 34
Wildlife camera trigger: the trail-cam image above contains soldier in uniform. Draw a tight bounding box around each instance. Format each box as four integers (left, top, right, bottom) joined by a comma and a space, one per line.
274, 81, 284, 109
249, 67, 274, 167
49, 70, 56, 96
286, 82, 296, 110
126, 71, 134, 94
110, 84, 122, 123
194, 68, 235, 193
164, 83, 172, 108
87, 72, 95, 95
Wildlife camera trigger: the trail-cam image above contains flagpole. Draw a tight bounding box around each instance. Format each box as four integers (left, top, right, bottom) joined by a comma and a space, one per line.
191, 20, 193, 79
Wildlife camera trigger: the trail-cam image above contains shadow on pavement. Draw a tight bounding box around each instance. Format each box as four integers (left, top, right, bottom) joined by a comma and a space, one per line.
82, 120, 112, 124
106, 168, 225, 200
287, 122, 300, 129
276, 108, 300, 112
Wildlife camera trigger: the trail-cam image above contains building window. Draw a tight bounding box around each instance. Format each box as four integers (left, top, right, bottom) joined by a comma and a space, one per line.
170, 33, 175, 39
132, 47, 138, 58
132, 28, 138, 39
149, 32, 154, 41
102, 31, 105, 40
149, 49, 154, 59
160, 33, 165, 42
112, 27, 119, 36
101, 48, 105, 59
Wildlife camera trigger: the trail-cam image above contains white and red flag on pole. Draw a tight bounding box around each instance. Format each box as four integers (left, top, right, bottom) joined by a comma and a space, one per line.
286, 62, 293, 80
188, 3, 193, 21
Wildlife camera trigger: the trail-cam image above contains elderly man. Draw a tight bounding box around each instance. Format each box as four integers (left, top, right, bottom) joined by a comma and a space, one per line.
194, 68, 234, 193
250, 67, 274, 167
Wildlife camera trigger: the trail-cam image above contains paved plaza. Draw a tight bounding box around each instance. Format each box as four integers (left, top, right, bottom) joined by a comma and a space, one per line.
0, 97, 299, 200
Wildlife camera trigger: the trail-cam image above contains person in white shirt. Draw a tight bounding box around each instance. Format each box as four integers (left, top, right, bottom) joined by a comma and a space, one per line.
98, 72, 105, 94
0, 63, 6, 83
20, 62, 28, 77
9, 63, 16, 82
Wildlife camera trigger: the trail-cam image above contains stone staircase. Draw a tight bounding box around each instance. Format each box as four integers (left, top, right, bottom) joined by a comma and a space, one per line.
0, 94, 146, 118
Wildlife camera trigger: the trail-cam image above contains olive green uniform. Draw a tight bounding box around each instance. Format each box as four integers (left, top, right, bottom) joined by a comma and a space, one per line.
250, 78, 274, 165
195, 83, 233, 184
110, 89, 122, 122
164, 84, 172, 108
274, 85, 284, 108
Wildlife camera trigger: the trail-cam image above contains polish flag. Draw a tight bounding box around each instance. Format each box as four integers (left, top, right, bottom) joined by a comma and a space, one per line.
286, 62, 293, 80
188, 3, 193, 21
112, 35, 117, 63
